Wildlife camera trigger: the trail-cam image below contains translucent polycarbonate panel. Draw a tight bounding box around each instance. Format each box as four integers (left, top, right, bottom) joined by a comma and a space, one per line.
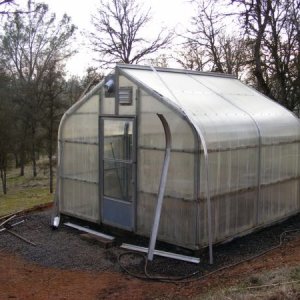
103, 160, 132, 201
118, 75, 137, 115
63, 93, 99, 142
103, 119, 133, 160
138, 149, 195, 200
200, 148, 259, 198
139, 92, 195, 150
60, 178, 99, 222
123, 69, 259, 151
260, 143, 300, 185
156, 72, 259, 150
258, 179, 299, 224
76, 95, 99, 113
101, 88, 115, 115
198, 189, 257, 245
118, 66, 300, 248
61, 113, 98, 143
140, 91, 170, 114
137, 193, 197, 248
192, 75, 300, 145
62, 142, 98, 183
59, 91, 100, 222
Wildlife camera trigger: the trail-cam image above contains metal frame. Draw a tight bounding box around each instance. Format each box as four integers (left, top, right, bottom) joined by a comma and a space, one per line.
118, 65, 214, 264
188, 75, 262, 227
51, 79, 104, 226
122, 243, 200, 264
134, 88, 139, 231
193, 125, 201, 248
60, 210, 99, 224
115, 67, 120, 115
61, 176, 98, 185
64, 222, 115, 240
99, 115, 137, 231
117, 63, 236, 79
139, 145, 196, 153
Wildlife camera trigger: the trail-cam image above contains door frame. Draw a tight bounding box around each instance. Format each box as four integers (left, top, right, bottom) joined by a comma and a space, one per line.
99, 115, 137, 231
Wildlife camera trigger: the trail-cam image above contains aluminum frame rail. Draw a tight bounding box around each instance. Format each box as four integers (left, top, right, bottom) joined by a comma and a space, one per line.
122, 243, 200, 264
147, 114, 172, 261
64, 222, 115, 240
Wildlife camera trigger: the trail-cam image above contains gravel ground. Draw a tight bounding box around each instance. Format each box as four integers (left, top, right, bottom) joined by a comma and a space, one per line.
0, 210, 118, 272
0, 208, 300, 279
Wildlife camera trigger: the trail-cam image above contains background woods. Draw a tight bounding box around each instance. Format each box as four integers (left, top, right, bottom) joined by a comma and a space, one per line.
0, 0, 299, 194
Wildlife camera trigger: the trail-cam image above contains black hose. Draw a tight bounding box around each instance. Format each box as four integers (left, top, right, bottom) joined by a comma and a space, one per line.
117, 228, 300, 283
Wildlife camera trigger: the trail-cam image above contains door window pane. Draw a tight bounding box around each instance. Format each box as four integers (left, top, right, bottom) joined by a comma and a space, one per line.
103, 119, 133, 161
103, 160, 132, 201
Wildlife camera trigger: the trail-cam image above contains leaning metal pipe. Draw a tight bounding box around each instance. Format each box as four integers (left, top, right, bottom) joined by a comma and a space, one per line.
147, 114, 172, 261
148, 65, 213, 264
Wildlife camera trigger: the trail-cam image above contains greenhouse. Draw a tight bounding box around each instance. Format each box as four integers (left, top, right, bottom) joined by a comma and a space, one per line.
52, 64, 300, 256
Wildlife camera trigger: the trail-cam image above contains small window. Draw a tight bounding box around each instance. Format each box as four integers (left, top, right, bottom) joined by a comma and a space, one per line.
118, 87, 133, 105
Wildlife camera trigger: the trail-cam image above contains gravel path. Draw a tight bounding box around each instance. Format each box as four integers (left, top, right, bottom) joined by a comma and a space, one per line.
0, 208, 299, 278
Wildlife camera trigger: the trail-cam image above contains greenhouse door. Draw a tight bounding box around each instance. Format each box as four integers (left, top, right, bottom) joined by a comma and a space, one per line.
100, 117, 136, 230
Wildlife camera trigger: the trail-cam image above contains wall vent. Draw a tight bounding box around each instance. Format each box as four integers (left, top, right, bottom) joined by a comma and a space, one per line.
118, 87, 133, 105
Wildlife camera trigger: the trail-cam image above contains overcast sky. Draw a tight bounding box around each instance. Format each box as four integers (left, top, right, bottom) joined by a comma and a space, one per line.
16, 0, 195, 76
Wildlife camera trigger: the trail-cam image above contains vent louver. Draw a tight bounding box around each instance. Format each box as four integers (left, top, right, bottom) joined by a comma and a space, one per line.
119, 87, 133, 105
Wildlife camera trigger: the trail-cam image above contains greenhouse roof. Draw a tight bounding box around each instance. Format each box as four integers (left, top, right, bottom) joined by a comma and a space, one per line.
118, 64, 300, 150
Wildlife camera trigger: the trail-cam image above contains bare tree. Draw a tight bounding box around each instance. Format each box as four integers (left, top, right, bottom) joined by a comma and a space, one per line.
175, 42, 209, 71
147, 54, 170, 68
89, 0, 173, 68
189, 0, 225, 72
64, 67, 103, 107
232, 0, 274, 97
233, 0, 300, 111
218, 35, 249, 77
64, 76, 84, 106
180, 0, 248, 77
0, 0, 37, 16
0, 0, 14, 14
80, 67, 103, 94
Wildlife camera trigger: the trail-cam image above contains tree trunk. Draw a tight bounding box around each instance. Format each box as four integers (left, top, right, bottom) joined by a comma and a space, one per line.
0, 167, 7, 195
49, 153, 53, 194
48, 129, 53, 193
14, 153, 19, 168
32, 146, 37, 177
19, 142, 25, 176
31, 126, 37, 177
48, 102, 54, 194
20, 157, 25, 176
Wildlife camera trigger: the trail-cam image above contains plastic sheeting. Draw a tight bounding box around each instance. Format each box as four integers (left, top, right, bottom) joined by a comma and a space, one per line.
59, 94, 100, 222
122, 66, 300, 245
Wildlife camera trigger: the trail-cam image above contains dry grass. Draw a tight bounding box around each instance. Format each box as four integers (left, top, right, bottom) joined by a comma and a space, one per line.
0, 160, 54, 217
198, 266, 300, 300
0, 187, 53, 217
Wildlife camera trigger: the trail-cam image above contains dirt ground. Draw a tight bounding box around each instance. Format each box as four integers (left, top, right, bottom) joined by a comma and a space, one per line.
0, 209, 300, 299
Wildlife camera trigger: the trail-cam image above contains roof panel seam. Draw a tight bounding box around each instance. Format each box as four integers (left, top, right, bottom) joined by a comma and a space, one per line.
188, 74, 262, 227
